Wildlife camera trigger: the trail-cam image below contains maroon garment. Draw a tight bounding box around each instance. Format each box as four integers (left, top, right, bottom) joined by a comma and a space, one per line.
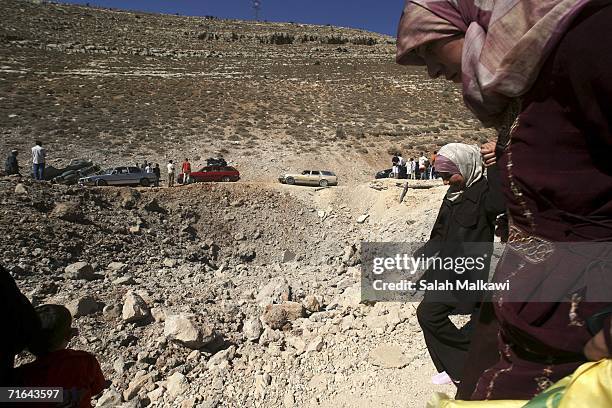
471, 4, 612, 401
15, 349, 106, 408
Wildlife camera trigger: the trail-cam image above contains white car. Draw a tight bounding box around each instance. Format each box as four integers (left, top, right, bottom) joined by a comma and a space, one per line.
79, 166, 157, 187
278, 170, 338, 187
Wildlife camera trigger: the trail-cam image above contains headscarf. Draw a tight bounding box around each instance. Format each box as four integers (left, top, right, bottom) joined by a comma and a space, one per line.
396, 0, 598, 128
437, 143, 483, 201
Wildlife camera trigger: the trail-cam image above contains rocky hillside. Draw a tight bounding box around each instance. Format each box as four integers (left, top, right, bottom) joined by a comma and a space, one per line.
0, 0, 490, 182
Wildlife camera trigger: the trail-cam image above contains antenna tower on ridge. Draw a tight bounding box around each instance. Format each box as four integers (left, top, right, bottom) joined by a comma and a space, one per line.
253, 0, 261, 21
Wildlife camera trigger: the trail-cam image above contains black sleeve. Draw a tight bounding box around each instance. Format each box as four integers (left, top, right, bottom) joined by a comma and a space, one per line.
0, 267, 40, 385
416, 201, 448, 258
483, 164, 506, 218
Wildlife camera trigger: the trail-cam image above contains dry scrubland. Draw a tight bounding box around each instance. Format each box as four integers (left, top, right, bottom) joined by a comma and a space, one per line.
1, 1, 488, 407
0, 0, 490, 181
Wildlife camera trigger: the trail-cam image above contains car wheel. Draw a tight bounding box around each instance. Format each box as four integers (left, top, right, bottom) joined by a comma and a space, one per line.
319, 179, 329, 187
96, 179, 107, 187
286, 177, 295, 185
140, 178, 150, 187
221, 176, 231, 182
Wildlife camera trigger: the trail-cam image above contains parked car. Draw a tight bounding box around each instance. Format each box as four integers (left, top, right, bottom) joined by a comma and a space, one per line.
78, 166, 157, 187
375, 168, 408, 179
178, 165, 240, 184
375, 169, 393, 179
278, 170, 338, 187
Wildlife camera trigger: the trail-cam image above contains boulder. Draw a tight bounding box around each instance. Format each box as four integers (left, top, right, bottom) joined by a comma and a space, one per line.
166, 372, 188, 398
14, 183, 27, 195
51, 201, 83, 223
243, 317, 263, 341
66, 296, 100, 318
261, 302, 305, 330
302, 295, 323, 313
64, 262, 95, 280
255, 277, 291, 306
207, 345, 236, 369
96, 388, 122, 407
123, 370, 154, 401
162, 258, 177, 268
107, 262, 128, 274
144, 198, 166, 213
122, 291, 150, 323
164, 313, 216, 349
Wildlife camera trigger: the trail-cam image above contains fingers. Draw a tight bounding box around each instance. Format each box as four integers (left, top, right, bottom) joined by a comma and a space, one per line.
480, 141, 497, 167
583, 330, 609, 361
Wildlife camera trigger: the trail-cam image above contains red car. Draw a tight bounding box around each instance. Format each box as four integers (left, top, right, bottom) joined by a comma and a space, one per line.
178, 165, 240, 184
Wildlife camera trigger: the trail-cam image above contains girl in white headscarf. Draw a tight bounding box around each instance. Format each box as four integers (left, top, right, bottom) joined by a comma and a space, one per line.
416, 142, 505, 387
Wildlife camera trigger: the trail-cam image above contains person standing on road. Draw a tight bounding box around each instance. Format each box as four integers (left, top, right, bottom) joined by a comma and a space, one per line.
409, 158, 416, 179
418, 152, 427, 179
430, 150, 438, 179
31, 141, 46, 181
181, 158, 192, 184
5, 150, 19, 176
153, 163, 161, 187
167, 160, 175, 188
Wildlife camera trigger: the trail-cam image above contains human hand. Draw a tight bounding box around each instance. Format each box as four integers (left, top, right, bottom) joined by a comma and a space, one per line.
481, 141, 497, 167
584, 329, 610, 361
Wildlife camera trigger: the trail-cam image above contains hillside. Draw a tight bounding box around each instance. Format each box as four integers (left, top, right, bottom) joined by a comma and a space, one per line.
0, 0, 489, 181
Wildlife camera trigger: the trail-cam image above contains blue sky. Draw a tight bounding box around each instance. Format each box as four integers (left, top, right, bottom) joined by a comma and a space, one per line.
56, 1, 404, 36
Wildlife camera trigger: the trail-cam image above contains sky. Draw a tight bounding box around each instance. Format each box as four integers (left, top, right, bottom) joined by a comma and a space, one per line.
55, 0, 404, 36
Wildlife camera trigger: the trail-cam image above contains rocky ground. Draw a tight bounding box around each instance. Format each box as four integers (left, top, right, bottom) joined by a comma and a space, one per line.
2, 176, 458, 407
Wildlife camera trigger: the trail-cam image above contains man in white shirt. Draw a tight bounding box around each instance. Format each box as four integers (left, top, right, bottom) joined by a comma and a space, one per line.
31, 141, 46, 180
418, 153, 427, 180
167, 160, 175, 187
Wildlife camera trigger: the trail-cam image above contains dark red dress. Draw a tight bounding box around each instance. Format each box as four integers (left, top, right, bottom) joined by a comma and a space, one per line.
470, 4, 612, 400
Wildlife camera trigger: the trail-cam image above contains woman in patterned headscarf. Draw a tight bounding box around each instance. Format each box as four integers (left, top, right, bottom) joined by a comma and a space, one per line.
396, 0, 612, 401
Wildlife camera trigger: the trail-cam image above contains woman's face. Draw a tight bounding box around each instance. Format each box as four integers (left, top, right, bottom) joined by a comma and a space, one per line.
439, 172, 466, 189
417, 36, 464, 83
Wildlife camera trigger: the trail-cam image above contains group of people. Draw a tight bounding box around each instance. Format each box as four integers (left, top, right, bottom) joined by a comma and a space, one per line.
4, 141, 47, 180
390, 151, 438, 180
3, 145, 197, 190
398, 0, 612, 404
165, 158, 192, 188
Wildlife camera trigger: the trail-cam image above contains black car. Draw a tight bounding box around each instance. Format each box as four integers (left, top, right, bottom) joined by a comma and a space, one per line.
375, 168, 408, 179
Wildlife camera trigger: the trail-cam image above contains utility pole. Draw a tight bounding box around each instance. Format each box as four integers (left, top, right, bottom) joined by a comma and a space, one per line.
253, 0, 261, 21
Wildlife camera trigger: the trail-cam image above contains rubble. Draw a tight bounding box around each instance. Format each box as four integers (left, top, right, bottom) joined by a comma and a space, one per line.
66, 295, 100, 317
122, 291, 150, 323
64, 262, 95, 280
51, 201, 83, 223
0, 0, 469, 403
164, 313, 217, 349
261, 302, 305, 330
